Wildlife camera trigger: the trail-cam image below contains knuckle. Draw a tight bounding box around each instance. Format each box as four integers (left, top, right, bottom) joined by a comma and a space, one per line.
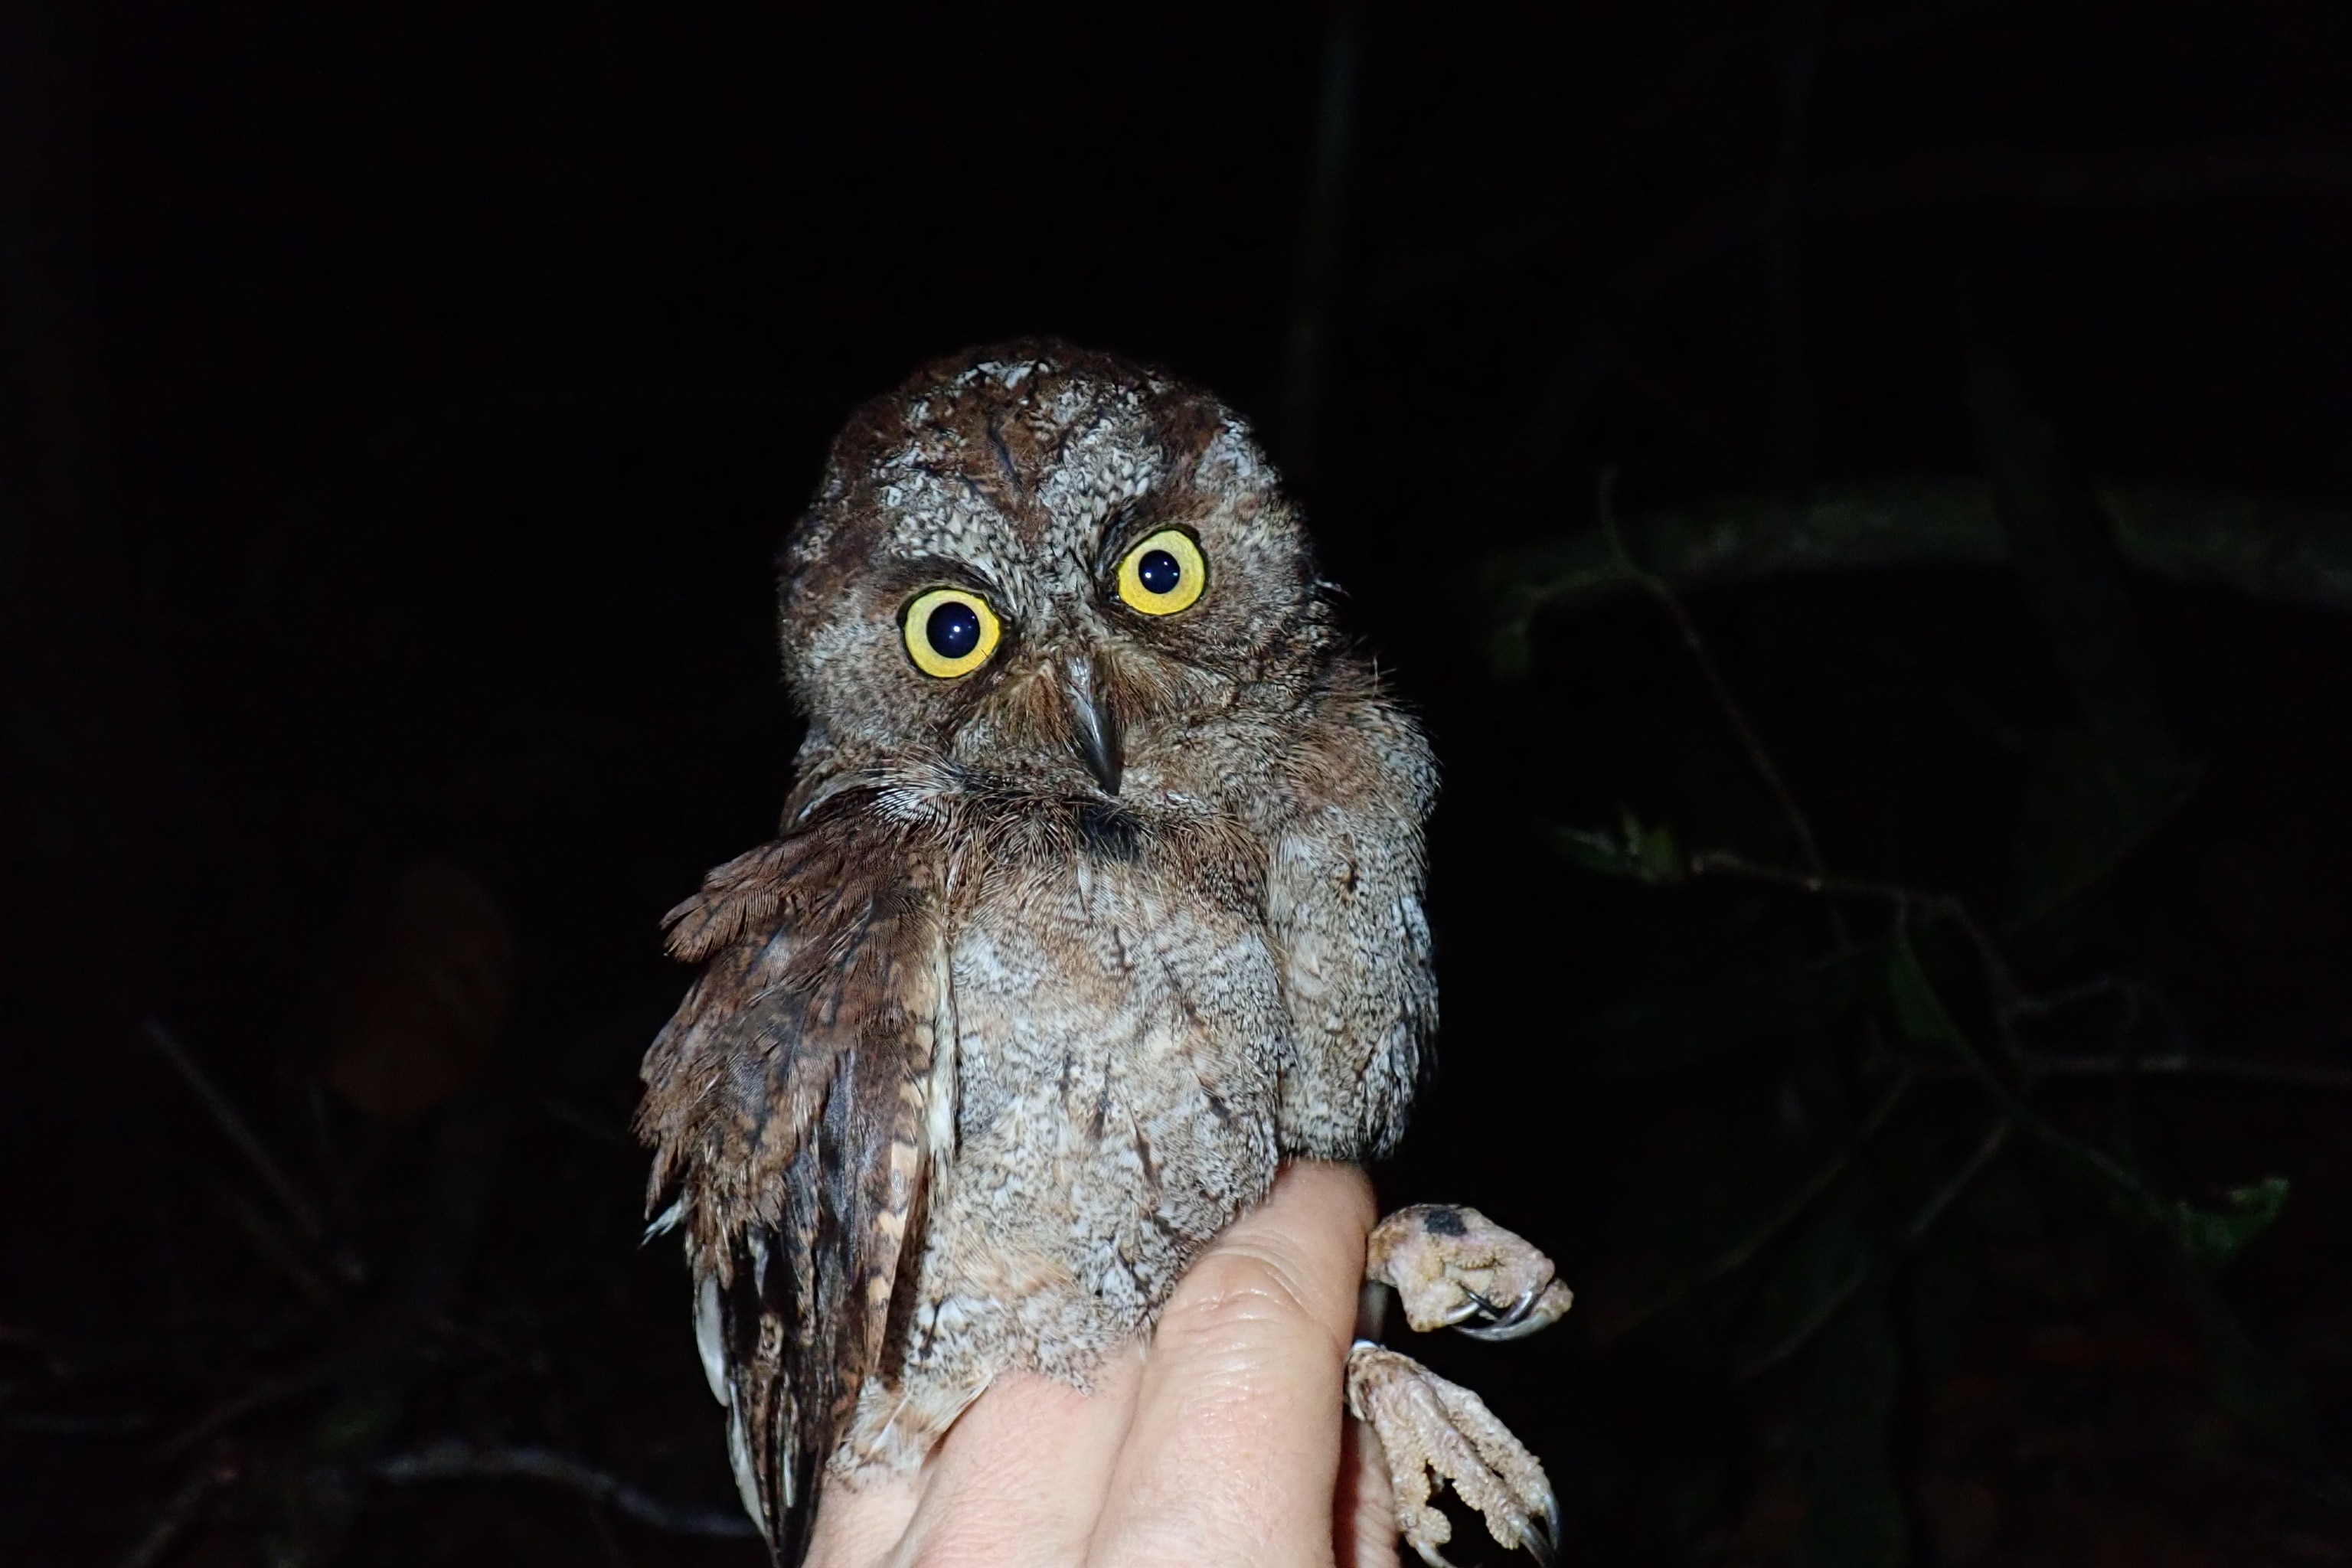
1165, 1244, 1317, 1334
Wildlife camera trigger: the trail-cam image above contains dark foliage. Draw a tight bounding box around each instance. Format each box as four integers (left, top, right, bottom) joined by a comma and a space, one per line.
3, 2, 2349, 1563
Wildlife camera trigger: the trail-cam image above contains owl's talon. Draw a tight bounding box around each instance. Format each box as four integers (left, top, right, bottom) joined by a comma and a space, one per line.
1457, 1279, 1574, 1342
1349, 1343, 1557, 1564
1368, 1205, 1574, 1341
1518, 1485, 1563, 1566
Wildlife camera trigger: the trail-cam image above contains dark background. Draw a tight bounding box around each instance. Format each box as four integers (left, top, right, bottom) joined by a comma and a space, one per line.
5, 2, 2351, 1564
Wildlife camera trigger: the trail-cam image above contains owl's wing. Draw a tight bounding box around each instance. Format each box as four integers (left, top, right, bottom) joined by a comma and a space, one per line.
637, 793, 945, 1562
1266, 681, 1439, 1163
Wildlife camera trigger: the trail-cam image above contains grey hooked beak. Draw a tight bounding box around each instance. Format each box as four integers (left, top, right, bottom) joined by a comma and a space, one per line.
1063, 656, 1123, 795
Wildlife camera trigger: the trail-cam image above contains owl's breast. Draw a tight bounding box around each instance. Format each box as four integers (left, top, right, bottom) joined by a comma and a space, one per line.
917, 845, 1285, 1379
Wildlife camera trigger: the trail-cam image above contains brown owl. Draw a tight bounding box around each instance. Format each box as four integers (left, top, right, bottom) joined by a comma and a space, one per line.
638, 342, 1571, 1566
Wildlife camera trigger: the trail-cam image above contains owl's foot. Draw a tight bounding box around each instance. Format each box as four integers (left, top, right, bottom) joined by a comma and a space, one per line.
1348, 1343, 1559, 1568
1367, 1205, 1575, 1342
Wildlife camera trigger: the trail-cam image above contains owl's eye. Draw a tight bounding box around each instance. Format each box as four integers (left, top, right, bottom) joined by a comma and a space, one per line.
1115, 528, 1207, 616
902, 587, 1002, 678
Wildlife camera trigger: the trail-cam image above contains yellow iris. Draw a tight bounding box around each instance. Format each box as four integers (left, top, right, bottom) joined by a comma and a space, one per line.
902, 587, 1001, 678
1116, 528, 1207, 616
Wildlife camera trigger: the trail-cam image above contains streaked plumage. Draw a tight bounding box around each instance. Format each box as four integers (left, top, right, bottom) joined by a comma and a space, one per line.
639, 342, 1436, 1560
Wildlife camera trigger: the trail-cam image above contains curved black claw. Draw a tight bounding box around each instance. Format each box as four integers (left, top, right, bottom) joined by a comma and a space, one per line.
1517, 1486, 1563, 1566
1458, 1280, 1573, 1342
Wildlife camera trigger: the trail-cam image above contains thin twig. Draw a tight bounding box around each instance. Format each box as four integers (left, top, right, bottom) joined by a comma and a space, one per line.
1733, 1252, 1871, 1383
2007, 974, 2136, 1020
1684, 849, 1913, 905
1600, 1072, 1916, 1343
115, 1451, 239, 1568
1905, 1117, 2016, 1244
1734, 1116, 2013, 1380
1892, 911, 2178, 1236
211, 1180, 340, 1309
156, 1365, 336, 1459
1477, 482, 2352, 678
370, 1442, 758, 1538
1723, 1073, 1917, 1282
1684, 854, 2037, 1062
142, 1018, 328, 1246
1599, 478, 1832, 885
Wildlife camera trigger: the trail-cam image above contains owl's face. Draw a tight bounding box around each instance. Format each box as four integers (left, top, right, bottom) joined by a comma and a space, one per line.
776, 344, 1330, 807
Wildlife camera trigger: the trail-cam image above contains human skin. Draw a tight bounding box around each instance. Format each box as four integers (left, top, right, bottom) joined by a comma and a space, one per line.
802, 1162, 1400, 1568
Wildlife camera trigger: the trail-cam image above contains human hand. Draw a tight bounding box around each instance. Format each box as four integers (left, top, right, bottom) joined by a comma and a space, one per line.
802, 1161, 1399, 1568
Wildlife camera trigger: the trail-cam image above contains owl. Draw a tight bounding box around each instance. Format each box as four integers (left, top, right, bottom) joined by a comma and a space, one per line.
638, 342, 1570, 1566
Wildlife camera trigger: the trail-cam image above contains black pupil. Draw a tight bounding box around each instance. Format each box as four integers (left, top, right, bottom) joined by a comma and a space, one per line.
926, 600, 982, 660
1137, 547, 1183, 596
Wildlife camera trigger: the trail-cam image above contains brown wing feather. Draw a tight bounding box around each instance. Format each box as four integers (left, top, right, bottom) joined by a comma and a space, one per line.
637, 792, 942, 1562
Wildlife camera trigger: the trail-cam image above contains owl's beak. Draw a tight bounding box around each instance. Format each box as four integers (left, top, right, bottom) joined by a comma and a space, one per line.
1062, 657, 1123, 795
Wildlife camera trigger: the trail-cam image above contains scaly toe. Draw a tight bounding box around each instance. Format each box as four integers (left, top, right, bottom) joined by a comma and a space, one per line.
1348, 1343, 1559, 1563
1367, 1205, 1573, 1341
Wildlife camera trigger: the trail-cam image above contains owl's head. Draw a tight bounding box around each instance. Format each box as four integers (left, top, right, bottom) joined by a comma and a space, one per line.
776, 342, 1331, 811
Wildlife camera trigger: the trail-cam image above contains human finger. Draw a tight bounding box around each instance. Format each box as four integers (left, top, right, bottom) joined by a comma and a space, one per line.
1086, 1161, 1377, 1568
1335, 1412, 1402, 1568
801, 1345, 1145, 1568
880, 1347, 1145, 1568
802, 1459, 922, 1568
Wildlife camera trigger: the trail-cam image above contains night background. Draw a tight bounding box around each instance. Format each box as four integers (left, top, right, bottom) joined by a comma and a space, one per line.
5, 2, 2351, 1563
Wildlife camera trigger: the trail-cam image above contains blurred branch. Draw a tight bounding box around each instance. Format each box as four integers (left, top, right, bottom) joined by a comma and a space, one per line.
1683, 851, 2037, 1059
1683, 850, 1915, 905
211, 1181, 340, 1311
1670, 848, 2352, 1089
1734, 1116, 2013, 1380
1476, 479, 2352, 673
142, 1018, 332, 1250
158, 1365, 338, 1459
114, 1450, 240, 1568
1599, 479, 1832, 884
1599, 1072, 1914, 1344
312, 1086, 510, 1463
369, 1442, 757, 1538
2023, 1053, 2352, 1093
1888, 919, 2225, 1253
